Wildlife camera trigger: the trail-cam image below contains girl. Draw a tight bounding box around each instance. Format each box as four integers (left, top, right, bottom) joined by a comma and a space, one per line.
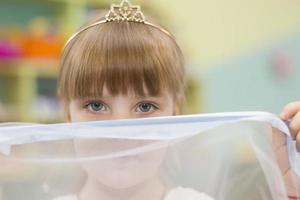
57, 0, 300, 199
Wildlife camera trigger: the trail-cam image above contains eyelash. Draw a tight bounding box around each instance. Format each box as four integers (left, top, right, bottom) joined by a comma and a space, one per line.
82, 100, 159, 114
135, 102, 159, 113
83, 101, 107, 113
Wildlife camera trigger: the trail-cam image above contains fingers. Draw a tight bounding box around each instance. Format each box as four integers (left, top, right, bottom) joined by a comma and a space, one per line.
288, 111, 300, 139
272, 128, 300, 196
273, 128, 290, 174
280, 102, 300, 120
280, 102, 300, 143
297, 132, 300, 152
272, 127, 287, 150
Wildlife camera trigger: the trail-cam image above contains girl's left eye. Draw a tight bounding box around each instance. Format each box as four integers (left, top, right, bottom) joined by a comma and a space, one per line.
136, 102, 157, 113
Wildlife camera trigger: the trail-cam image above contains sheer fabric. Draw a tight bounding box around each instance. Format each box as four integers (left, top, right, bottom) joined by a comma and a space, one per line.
0, 112, 299, 200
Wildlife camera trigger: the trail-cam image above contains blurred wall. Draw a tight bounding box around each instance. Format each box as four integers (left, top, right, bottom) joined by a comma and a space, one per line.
201, 34, 300, 113
149, 0, 300, 114
152, 0, 300, 66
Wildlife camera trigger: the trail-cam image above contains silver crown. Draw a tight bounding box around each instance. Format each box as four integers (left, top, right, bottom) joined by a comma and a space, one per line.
64, 0, 172, 49
105, 0, 145, 23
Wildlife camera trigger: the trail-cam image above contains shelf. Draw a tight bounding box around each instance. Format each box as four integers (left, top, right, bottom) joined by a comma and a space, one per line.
0, 0, 80, 123
0, 58, 59, 78
0, 58, 61, 123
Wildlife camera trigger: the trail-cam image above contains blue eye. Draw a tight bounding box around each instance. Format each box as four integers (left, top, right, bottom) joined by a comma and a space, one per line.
136, 102, 157, 113
86, 102, 105, 112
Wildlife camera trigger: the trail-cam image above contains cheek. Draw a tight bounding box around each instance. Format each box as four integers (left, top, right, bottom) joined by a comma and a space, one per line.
69, 110, 106, 122
68, 103, 92, 122
68, 107, 84, 122
156, 102, 177, 117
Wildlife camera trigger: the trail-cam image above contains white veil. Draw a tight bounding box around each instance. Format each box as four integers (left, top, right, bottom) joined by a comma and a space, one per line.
0, 112, 299, 200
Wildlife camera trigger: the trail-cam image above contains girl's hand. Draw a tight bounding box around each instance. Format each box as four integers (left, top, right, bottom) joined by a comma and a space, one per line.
273, 102, 300, 198
280, 101, 300, 151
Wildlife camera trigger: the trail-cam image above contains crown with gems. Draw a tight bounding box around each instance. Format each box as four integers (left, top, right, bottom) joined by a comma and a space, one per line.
105, 0, 145, 22
63, 0, 172, 49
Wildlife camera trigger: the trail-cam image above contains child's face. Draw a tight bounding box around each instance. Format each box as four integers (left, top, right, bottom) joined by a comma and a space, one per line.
68, 87, 179, 122
67, 87, 175, 189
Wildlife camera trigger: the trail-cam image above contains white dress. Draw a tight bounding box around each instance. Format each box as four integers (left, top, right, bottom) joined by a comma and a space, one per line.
53, 187, 214, 200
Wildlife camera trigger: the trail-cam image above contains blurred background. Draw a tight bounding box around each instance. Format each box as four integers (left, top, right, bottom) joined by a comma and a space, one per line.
0, 0, 299, 123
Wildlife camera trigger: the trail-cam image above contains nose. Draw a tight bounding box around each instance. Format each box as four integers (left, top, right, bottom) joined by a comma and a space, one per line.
110, 111, 134, 120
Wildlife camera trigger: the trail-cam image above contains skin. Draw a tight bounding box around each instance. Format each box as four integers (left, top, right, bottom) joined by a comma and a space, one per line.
67, 87, 180, 200
68, 89, 180, 122
280, 102, 300, 151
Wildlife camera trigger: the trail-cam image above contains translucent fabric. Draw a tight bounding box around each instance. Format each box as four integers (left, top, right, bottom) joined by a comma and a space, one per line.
0, 112, 299, 200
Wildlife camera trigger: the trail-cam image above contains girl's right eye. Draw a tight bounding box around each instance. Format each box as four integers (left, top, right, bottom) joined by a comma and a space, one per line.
84, 102, 106, 113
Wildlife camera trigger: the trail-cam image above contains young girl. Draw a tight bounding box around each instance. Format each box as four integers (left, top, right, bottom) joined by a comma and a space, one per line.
56, 0, 300, 199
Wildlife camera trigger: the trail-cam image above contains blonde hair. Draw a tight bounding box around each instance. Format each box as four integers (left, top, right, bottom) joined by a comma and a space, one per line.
58, 18, 185, 104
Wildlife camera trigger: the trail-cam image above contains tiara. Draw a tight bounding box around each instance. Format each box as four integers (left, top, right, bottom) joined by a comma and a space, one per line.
105, 0, 145, 22
64, 0, 172, 49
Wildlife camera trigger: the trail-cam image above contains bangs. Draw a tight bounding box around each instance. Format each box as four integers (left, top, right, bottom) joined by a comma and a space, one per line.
59, 22, 184, 100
